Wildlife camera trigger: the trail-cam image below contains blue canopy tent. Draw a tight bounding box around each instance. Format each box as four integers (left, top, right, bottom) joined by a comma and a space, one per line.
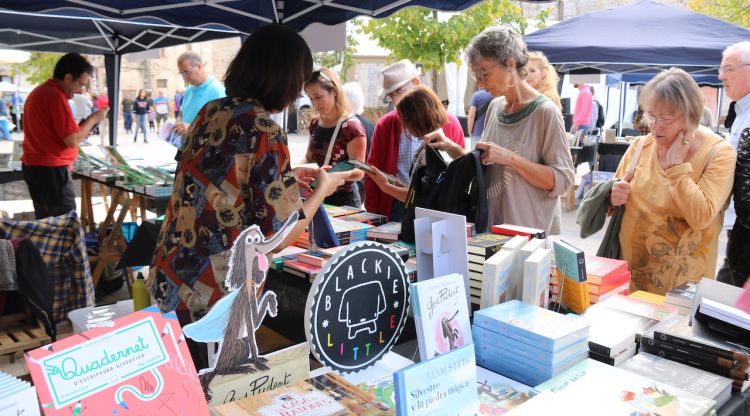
524, 0, 750, 76
605, 73, 722, 87
0, 0, 494, 144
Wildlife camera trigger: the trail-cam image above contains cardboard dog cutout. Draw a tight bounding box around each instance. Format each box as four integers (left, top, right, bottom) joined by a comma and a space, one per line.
183, 212, 298, 399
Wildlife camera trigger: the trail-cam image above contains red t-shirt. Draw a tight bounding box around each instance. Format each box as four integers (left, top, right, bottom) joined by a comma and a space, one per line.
21, 79, 80, 167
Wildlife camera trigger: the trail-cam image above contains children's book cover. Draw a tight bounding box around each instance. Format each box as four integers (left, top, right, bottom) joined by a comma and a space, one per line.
411, 273, 472, 360
26, 307, 209, 416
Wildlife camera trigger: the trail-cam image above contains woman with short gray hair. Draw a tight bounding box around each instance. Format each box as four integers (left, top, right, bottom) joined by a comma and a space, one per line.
609, 68, 736, 294
427, 25, 574, 235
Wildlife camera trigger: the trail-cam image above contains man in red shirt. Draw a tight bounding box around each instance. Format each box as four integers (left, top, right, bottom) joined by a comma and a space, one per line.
22, 53, 109, 219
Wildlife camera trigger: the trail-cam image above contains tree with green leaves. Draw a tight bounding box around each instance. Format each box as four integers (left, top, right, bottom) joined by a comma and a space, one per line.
360, 1, 552, 72
12, 52, 63, 85
689, 0, 749, 28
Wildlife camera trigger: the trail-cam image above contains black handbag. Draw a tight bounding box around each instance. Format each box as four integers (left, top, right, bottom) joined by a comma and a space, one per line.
401, 146, 488, 243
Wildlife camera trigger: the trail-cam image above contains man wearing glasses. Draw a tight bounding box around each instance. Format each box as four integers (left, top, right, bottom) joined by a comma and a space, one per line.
21, 53, 108, 219
173, 51, 225, 138
718, 41, 750, 287
364, 59, 465, 221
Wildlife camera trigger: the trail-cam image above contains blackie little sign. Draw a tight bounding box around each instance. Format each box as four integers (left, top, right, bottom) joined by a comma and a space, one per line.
305, 241, 409, 374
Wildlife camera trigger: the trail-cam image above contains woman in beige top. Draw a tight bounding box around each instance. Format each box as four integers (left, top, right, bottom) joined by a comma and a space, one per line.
610, 68, 736, 294
525, 51, 562, 111
427, 26, 574, 235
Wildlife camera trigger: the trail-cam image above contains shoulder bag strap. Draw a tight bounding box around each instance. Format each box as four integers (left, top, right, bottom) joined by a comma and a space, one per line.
323, 116, 350, 167
625, 137, 647, 179
700, 141, 725, 178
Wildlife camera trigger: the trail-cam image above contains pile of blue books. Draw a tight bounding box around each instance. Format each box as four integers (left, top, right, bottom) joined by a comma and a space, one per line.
472, 300, 591, 387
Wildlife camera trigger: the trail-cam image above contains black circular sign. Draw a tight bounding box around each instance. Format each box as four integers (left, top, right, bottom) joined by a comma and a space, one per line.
305, 241, 409, 374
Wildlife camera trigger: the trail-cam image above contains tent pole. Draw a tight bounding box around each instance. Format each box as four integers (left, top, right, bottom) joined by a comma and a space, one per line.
716, 87, 723, 132
605, 86, 611, 128
618, 82, 626, 137
105, 54, 121, 146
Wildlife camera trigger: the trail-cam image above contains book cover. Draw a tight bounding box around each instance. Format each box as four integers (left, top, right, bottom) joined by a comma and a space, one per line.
556, 271, 591, 314
339, 211, 388, 227
584, 302, 658, 357
466, 233, 512, 257
639, 338, 748, 381
522, 248, 551, 308
480, 249, 514, 309
393, 345, 478, 416
411, 273, 472, 360
517, 238, 546, 300
323, 204, 362, 218
214, 373, 388, 415
589, 342, 637, 367
473, 300, 590, 353
622, 352, 734, 407
585, 255, 628, 285
533, 359, 716, 416
26, 308, 209, 415
552, 239, 587, 282
297, 250, 333, 267
475, 348, 588, 386
500, 235, 528, 301
490, 224, 545, 239
652, 314, 750, 364
0, 371, 40, 416
602, 294, 678, 322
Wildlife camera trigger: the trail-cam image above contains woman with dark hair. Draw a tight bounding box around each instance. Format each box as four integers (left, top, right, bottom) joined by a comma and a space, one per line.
133, 89, 149, 143
366, 85, 448, 203
303, 68, 367, 207
149, 24, 354, 326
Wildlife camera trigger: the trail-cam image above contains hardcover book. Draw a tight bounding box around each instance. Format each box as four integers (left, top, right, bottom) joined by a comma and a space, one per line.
411, 273, 472, 360
214, 373, 388, 415
532, 359, 716, 416
473, 300, 590, 353
584, 255, 628, 285
393, 345, 479, 416
491, 224, 545, 239
26, 308, 209, 415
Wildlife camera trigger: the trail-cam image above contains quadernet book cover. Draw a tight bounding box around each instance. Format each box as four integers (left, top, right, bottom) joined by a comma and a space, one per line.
25, 307, 209, 416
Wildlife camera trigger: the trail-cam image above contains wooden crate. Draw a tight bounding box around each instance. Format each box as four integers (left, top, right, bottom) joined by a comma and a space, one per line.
0, 313, 51, 356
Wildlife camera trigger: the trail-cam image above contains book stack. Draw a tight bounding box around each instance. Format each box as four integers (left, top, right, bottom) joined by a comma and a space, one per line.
584, 294, 678, 367
385, 240, 415, 262
366, 221, 401, 242
467, 233, 512, 306
525, 359, 716, 415
411, 273, 472, 361
473, 300, 590, 387
282, 254, 321, 281
0, 371, 39, 416
329, 217, 373, 245
621, 352, 734, 408
641, 313, 750, 391
665, 281, 697, 315
550, 255, 630, 306
339, 211, 388, 227
491, 223, 546, 239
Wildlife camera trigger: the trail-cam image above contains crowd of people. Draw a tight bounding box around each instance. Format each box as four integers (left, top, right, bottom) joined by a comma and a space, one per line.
16, 25, 750, 357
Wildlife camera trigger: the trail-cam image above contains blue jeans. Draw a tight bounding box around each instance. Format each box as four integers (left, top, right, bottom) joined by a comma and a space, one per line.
134, 113, 147, 142
123, 112, 133, 131
0, 119, 10, 140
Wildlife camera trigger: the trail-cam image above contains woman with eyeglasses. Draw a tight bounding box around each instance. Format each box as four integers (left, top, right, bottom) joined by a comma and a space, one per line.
609, 68, 735, 294
303, 68, 367, 207
426, 26, 574, 236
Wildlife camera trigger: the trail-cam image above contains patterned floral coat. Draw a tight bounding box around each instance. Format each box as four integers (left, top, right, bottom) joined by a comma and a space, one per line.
148, 97, 303, 318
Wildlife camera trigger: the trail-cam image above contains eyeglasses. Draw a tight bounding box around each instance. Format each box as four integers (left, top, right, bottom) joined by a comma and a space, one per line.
471, 63, 500, 82
718, 64, 750, 75
642, 112, 683, 126
385, 86, 407, 103
178, 66, 195, 77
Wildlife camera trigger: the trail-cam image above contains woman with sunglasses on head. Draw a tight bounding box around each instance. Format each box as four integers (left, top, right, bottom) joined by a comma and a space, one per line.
525, 51, 562, 111
426, 26, 574, 236
609, 68, 735, 294
303, 68, 367, 207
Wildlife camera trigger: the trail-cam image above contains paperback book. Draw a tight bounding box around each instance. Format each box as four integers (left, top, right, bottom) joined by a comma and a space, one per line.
480, 249, 513, 308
